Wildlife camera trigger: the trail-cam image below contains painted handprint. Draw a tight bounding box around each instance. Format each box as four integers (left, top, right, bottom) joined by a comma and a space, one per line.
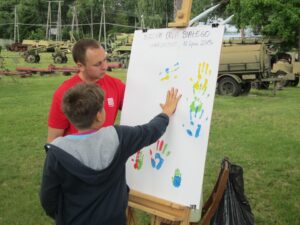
159, 62, 180, 81
172, 168, 182, 188
184, 62, 211, 138
130, 150, 144, 170
189, 62, 211, 96
186, 98, 205, 138
150, 139, 170, 170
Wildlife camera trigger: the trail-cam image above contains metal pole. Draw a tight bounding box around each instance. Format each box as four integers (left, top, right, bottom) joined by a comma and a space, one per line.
57, 1, 62, 41
103, 0, 107, 49
98, 10, 103, 42
71, 5, 75, 34
90, 6, 94, 39
46, 1, 51, 40
14, 6, 19, 43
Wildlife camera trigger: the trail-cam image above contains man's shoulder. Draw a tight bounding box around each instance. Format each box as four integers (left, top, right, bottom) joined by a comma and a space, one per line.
101, 74, 124, 84
54, 74, 82, 96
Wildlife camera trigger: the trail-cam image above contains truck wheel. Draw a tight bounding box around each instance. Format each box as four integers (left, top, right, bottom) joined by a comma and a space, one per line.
26, 55, 36, 63
62, 56, 68, 63
241, 82, 251, 95
54, 56, 63, 64
282, 80, 291, 87
35, 55, 40, 63
290, 77, 299, 87
218, 77, 241, 96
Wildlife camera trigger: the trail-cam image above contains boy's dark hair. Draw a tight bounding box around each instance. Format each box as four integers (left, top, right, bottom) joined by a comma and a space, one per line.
62, 83, 104, 130
72, 39, 102, 65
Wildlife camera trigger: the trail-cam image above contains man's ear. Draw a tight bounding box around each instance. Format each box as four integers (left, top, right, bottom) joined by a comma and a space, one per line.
77, 62, 84, 72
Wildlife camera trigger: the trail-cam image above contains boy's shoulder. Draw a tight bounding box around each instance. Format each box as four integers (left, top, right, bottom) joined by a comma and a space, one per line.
48, 126, 121, 170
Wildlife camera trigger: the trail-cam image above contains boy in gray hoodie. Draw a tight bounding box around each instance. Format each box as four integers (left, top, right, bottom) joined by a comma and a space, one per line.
40, 83, 181, 225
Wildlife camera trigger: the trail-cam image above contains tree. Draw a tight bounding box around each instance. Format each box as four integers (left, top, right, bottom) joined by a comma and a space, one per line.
0, 1, 19, 40
227, 0, 300, 56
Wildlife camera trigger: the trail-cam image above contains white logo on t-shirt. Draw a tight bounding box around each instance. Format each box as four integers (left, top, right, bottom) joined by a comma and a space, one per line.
107, 98, 114, 107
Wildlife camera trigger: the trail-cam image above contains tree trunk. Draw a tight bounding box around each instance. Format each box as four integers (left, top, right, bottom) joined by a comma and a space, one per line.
174, 0, 183, 20
240, 28, 245, 38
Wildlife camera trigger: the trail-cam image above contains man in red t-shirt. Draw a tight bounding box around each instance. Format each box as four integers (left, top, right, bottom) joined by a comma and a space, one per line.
47, 39, 125, 142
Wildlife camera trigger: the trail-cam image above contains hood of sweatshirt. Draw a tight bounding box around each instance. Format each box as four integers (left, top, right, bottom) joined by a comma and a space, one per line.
45, 126, 124, 186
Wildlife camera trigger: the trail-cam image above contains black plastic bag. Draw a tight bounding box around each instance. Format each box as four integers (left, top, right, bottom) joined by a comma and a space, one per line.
210, 160, 254, 225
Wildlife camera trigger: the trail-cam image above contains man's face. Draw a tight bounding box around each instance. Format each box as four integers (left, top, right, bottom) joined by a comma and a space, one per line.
79, 47, 108, 81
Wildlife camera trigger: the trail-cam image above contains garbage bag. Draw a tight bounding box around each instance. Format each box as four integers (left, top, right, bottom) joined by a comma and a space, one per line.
210, 160, 254, 225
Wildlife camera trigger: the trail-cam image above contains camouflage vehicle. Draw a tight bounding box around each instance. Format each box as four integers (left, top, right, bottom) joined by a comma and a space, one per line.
22, 47, 41, 63
21, 40, 73, 64
217, 38, 294, 96
272, 52, 300, 87
52, 46, 68, 64
107, 33, 133, 68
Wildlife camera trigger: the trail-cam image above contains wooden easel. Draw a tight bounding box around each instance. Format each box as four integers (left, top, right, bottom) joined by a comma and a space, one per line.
127, 159, 230, 225
168, 0, 193, 28
127, 190, 191, 225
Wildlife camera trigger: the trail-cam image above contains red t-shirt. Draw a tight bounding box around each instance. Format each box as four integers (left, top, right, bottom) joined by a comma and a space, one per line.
48, 74, 125, 136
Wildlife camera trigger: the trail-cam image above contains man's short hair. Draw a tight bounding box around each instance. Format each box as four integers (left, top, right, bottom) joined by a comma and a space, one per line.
72, 39, 102, 65
62, 83, 104, 130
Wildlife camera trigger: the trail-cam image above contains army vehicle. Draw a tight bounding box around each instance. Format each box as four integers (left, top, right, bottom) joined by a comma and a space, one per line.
52, 46, 68, 64
217, 39, 295, 96
107, 33, 133, 68
22, 47, 42, 63
51, 41, 74, 64
20, 40, 73, 64
272, 52, 300, 87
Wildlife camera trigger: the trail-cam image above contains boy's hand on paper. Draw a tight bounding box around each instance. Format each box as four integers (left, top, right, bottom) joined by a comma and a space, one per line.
160, 88, 181, 117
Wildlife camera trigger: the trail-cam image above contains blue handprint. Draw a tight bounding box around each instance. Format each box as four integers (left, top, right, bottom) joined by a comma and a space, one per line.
186, 98, 205, 138
150, 139, 170, 170
172, 168, 182, 188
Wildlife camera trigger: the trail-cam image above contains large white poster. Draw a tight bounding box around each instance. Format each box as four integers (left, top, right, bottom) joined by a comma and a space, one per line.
121, 26, 224, 208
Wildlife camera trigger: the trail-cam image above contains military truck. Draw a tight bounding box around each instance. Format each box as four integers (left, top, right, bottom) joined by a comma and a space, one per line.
217, 39, 294, 96
272, 52, 300, 87
107, 33, 133, 68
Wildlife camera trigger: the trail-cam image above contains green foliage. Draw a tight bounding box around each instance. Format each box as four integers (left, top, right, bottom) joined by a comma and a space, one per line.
0, 0, 176, 41
27, 27, 45, 40
135, 0, 171, 28
0, 1, 18, 39
227, 0, 300, 49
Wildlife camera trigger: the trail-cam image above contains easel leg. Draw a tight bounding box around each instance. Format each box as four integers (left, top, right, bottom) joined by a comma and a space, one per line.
127, 207, 138, 225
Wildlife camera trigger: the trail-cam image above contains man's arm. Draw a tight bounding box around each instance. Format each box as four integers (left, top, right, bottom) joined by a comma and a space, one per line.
47, 127, 64, 143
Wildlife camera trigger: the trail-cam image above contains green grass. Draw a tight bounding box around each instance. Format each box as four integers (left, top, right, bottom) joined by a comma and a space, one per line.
0, 52, 299, 224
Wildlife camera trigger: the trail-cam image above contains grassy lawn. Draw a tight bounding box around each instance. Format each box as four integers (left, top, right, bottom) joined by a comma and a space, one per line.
0, 51, 299, 225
